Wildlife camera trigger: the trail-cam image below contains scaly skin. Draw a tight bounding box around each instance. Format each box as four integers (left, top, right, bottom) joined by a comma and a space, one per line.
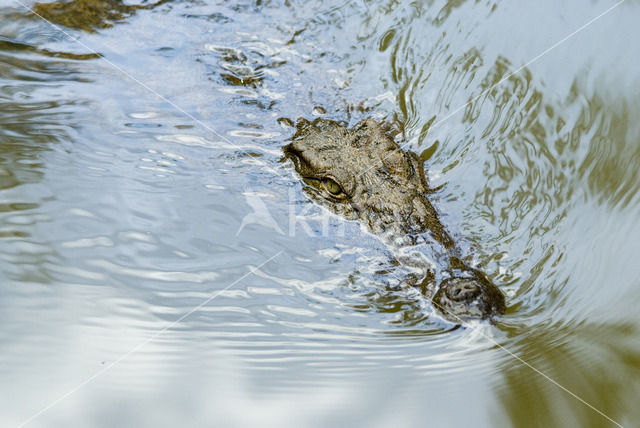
284, 118, 506, 321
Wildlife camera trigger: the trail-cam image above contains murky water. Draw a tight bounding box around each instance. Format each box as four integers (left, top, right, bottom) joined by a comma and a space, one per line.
1, 0, 639, 427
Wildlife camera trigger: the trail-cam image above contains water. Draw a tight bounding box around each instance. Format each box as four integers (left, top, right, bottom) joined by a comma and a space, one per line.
1, 1, 639, 427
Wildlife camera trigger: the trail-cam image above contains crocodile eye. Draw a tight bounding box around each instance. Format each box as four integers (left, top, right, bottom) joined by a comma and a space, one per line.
323, 177, 345, 197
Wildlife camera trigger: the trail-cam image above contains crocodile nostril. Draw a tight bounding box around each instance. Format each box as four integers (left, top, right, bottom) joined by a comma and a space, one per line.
445, 279, 481, 302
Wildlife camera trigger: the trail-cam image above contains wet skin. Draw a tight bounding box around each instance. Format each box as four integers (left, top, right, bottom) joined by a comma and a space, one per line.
283, 118, 506, 321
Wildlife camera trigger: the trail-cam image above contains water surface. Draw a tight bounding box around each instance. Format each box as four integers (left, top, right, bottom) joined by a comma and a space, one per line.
1, 1, 639, 427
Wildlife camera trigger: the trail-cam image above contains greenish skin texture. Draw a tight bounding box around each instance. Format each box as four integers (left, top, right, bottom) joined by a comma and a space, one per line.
284, 118, 506, 321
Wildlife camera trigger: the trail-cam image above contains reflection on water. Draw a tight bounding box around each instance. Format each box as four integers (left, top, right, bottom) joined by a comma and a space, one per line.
31, 0, 172, 33
1, 0, 639, 427
499, 322, 640, 427
0, 36, 101, 60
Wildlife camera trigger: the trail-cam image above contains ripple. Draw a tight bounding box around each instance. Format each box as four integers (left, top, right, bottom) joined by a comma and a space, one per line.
218, 86, 258, 97
61, 236, 114, 248
86, 259, 220, 283
227, 129, 280, 139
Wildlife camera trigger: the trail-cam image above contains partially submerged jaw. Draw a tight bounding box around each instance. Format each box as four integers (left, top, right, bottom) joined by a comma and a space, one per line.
432, 275, 506, 321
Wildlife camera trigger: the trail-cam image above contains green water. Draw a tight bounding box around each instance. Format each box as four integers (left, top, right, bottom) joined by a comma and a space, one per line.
1, 1, 639, 427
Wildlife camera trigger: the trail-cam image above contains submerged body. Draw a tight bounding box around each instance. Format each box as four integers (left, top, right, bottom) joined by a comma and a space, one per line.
284, 118, 506, 321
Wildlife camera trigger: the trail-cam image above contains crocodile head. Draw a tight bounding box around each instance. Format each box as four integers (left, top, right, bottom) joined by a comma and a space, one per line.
283, 118, 452, 246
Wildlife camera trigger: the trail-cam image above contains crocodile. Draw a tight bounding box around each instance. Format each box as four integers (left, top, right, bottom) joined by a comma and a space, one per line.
283, 117, 506, 321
